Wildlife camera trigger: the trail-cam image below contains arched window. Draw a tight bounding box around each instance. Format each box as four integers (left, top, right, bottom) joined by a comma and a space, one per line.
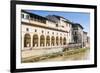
24, 33, 31, 47
56, 36, 59, 45
51, 36, 55, 46
46, 36, 50, 46
40, 35, 45, 46
33, 34, 38, 47
63, 37, 66, 45
60, 37, 62, 45
74, 36, 78, 43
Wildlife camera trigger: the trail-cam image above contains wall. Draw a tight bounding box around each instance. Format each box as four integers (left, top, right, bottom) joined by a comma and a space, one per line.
21, 24, 68, 50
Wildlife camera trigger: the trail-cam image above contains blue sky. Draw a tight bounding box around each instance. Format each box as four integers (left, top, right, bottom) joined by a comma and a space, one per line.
26, 10, 90, 35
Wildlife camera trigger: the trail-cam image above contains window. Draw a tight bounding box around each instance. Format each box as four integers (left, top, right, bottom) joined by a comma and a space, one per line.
26, 28, 29, 31
41, 19, 46, 24
75, 32, 77, 35
26, 15, 29, 19
62, 26, 64, 28
48, 31, 49, 34
42, 30, 44, 33
38, 17, 40, 22
56, 24, 58, 27
21, 14, 24, 18
35, 16, 38, 21
35, 29, 37, 32
52, 32, 54, 34
30, 17, 33, 20
36, 16, 39, 21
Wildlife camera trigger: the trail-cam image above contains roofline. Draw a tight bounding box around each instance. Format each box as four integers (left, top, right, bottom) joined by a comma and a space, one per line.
52, 15, 73, 24
21, 10, 46, 19
21, 10, 56, 23
21, 10, 84, 28
74, 23, 84, 29
83, 31, 87, 34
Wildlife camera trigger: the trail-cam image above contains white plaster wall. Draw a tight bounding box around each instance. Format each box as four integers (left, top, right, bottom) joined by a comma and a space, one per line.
22, 24, 68, 50
46, 20, 56, 28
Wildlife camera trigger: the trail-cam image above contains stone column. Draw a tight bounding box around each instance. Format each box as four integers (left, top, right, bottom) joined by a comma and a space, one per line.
38, 35, 40, 48
58, 38, 59, 46
30, 34, 33, 49
50, 36, 51, 47
44, 36, 46, 48
54, 37, 56, 47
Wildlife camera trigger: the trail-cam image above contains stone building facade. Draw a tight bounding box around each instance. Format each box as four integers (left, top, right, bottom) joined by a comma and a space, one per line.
21, 10, 89, 51
72, 23, 84, 47
21, 10, 70, 50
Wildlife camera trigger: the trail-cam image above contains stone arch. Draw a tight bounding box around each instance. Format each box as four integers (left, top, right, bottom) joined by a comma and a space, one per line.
24, 33, 31, 47
46, 36, 50, 46
63, 37, 66, 45
33, 34, 38, 47
40, 35, 45, 46
56, 36, 59, 45
51, 36, 55, 46
60, 37, 62, 45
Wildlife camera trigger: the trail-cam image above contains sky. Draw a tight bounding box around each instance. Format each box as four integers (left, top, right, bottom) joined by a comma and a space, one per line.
26, 10, 90, 35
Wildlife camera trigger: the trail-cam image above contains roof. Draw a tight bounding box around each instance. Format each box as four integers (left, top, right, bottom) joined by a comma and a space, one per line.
21, 10, 46, 20
74, 23, 84, 29
46, 15, 60, 23
53, 15, 71, 22
21, 10, 84, 29
46, 15, 73, 24
83, 31, 87, 34
21, 10, 56, 23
